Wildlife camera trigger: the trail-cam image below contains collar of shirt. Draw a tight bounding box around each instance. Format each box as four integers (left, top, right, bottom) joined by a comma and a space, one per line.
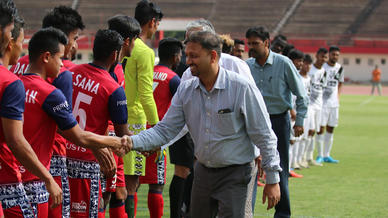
254, 50, 274, 68
193, 67, 227, 93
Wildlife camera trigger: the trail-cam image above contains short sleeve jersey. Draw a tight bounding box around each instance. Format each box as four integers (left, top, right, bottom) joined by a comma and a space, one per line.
10, 55, 29, 76
0, 65, 25, 184
153, 65, 180, 120
20, 74, 77, 182
67, 63, 128, 162
11, 55, 75, 157
322, 62, 344, 108
308, 65, 326, 110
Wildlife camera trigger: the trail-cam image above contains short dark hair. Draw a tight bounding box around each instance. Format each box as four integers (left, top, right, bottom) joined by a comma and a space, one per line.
282, 44, 294, 57
135, 0, 163, 26
0, 0, 17, 29
245, 26, 270, 41
42, 6, 85, 36
185, 31, 222, 58
304, 54, 313, 64
93, 29, 123, 62
329, 45, 340, 53
158, 38, 183, 62
28, 27, 68, 63
11, 15, 24, 40
108, 15, 141, 40
234, 39, 245, 46
273, 34, 287, 43
317, 47, 328, 55
288, 49, 304, 60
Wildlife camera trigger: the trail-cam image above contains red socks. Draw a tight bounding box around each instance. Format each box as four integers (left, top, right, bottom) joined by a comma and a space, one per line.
148, 191, 164, 218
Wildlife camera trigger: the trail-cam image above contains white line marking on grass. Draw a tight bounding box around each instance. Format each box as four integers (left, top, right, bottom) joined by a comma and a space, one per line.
359, 96, 376, 106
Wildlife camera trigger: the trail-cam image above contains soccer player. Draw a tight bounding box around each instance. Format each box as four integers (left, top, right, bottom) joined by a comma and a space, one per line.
106, 15, 141, 218
122, 1, 163, 217
139, 38, 182, 218
67, 29, 133, 218
0, 4, 62, 217
296, 54, 313, 168
20, 27, 128, 218
287, 49, 304, 178
10, 6, 86, 217
232, 39, 245, 59
317, 46, 344, 163
305, 47, 328, 166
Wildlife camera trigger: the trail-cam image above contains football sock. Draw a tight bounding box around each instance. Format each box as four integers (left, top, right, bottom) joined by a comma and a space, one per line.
110, 193, 127, 218
324, 132, 334, 157
169, 175, 185, 218
148, 190, 164, 218
125, 195, 135, 218
316, 134, 324, 157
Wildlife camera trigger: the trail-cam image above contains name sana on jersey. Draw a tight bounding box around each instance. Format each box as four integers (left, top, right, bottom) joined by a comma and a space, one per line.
73, 74, 100, 95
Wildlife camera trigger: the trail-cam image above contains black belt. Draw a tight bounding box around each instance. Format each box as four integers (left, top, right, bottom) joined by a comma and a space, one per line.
270, 110, 288, 118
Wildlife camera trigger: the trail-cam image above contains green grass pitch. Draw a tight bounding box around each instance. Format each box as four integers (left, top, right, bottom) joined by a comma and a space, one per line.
109, 94, 388, 217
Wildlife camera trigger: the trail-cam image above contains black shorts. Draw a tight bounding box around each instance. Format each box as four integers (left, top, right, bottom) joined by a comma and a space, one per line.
168, 133, 194, 169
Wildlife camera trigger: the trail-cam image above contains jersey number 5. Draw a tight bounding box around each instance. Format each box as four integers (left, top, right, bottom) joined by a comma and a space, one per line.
73, 92, 92, 130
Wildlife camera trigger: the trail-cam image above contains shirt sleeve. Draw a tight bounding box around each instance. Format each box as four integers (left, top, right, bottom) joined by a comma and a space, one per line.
108, 87, 128, 124
131, 84, 186, 151
42, 89, 77, 131
240, 82, 282, 184
136, 50, 159, 125
0, 80, 25, 120
337, 66, 345, 83
284, 60, 308, 126
169, 75, 181, 96
51, 70, 73, 109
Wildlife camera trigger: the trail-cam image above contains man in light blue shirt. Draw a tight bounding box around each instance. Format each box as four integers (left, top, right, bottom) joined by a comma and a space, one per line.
125, 31, 282, 218
245, 26, 308, 218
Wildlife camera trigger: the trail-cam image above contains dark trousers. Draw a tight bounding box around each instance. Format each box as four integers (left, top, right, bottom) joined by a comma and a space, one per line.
270, 112, 291, 218
190, 162, 253, 218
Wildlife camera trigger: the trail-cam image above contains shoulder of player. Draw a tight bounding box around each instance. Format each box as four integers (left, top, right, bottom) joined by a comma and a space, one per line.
222, 68, 251, 89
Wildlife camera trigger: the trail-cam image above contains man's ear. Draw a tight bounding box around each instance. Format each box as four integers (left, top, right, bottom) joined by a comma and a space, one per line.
42, 51, 51, 63
124, 37, 130, 47
6, 40, 13, 52
210, 50, 218, 63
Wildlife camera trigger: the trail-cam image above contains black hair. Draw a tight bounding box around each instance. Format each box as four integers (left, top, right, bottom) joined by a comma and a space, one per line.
245, 26, 270, 41
329, 45, 340, 53
282, 44, 295, 57
0, 0, 17, 29
42, 6, 85, 36
317, 47, 328, 55
135, 0, 163, 26
234, 39, 245, 45
273, 34, 287, 43
304, 54, 313, 64
158, 38, 183, 62
11, 15, 24, 40
185, 31, 222, 58
108, 15, 141, 40
28, 27, 68, 62
288, 49, 304, 60
93, 29, 123, 62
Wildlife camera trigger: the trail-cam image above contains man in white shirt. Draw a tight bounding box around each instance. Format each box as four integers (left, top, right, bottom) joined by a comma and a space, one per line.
305, 48, 328, 166
316, 46, 344, 164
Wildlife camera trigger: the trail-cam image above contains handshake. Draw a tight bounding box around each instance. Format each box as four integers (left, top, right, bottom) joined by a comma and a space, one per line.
113, 135, 133, 157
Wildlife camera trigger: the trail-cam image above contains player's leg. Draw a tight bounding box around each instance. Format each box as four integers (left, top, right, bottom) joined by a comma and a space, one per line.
109, 156, 127, 218
315, 108, 324, 163
139, 151, 167, 218
323, 108, 340, 163
123, 124, 146, 218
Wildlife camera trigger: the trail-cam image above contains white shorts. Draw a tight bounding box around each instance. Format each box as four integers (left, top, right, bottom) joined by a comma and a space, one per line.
308, 107, 322, 132
321, 107, 339, 127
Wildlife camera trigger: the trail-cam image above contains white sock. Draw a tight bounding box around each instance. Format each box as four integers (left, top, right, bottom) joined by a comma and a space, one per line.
297, 139, 306, 163
324, 132, 334, 157
292, 141, 299, 165
316, 134, 324, 157
289, 144, 293, 171
306, 136, 314, 161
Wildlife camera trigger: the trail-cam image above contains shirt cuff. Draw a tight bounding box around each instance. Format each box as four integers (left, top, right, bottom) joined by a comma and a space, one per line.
295, 116, 304, 127
265, 170, 280, 184
131, 135, 144, 151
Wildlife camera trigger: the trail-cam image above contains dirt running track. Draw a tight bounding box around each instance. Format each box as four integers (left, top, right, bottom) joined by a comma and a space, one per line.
342, 84, 387, 96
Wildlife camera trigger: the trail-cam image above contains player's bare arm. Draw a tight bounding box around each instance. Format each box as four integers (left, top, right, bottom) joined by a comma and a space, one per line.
1, 118, 63, 208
